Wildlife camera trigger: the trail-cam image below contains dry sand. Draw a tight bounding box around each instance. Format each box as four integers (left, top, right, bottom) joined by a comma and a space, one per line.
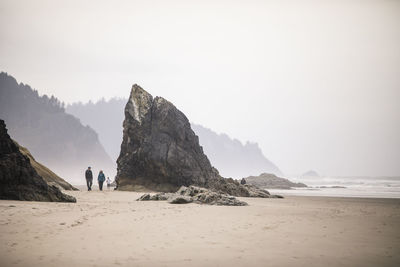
1, 188, 399, 267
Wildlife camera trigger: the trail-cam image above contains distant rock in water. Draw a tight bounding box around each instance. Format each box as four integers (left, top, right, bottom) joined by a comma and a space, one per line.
0, 72, 114, 183
244, 173, 307, 189
302, 170, 320, 177
191, 124, 282, 178
0, 120, 76, 202
17, 142, 78, 191
116, 84, 277, 198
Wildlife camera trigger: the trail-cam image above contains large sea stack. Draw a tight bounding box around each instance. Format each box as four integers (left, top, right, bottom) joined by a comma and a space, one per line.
0, 119, 76, 202
116, 85, 275, 198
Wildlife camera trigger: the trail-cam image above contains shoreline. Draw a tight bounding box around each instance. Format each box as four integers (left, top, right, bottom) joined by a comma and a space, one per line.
268, 188, 400, 199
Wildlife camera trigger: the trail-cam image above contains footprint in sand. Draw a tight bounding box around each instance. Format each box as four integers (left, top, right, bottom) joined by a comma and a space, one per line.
71, 221, 83, 227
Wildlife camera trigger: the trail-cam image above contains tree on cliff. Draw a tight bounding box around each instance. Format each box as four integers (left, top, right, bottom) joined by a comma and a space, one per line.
0, 72, 114, 183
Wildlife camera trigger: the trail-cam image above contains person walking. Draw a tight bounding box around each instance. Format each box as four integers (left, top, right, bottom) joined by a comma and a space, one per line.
106, 177, 112, 189
85, 167, 93, 191
98, 170, 106, 191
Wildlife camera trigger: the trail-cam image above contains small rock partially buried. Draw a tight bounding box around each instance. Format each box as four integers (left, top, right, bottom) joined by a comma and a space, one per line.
136, 192, 174, 201
137, 186, 248, 206
151, 193, 174, 201
137, 193, 151, 201
168, 196, 193, 204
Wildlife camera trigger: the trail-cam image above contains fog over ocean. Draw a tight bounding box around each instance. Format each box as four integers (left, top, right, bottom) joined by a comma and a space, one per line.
270, 176, 400, 198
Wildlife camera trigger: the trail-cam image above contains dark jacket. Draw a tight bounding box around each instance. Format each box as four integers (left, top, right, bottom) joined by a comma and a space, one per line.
98, 172, 105, 182
85, 169, 93, 180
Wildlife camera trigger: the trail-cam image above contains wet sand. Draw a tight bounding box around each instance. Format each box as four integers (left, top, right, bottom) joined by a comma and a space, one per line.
1, 189, 399, 267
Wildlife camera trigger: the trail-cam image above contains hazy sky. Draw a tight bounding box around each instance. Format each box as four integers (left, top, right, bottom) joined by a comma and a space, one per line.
1, 0, 399, 176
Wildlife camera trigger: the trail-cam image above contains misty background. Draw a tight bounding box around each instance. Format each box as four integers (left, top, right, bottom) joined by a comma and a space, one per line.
1, 0, 399, 177
0, 73, 115, 184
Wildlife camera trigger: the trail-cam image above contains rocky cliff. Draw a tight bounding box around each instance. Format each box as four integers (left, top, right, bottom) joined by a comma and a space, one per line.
0, 120, 76, 202
66, 98, 126, 161
191, 124, 282, 177
17, 142, 78, 191
243, 173, 307, 189
116, 85, 276, 198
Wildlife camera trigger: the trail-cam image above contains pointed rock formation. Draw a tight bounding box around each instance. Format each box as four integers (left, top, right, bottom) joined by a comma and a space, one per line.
0, 119, 76, 202
117, 85, 218, 192
116, 85, 277, 198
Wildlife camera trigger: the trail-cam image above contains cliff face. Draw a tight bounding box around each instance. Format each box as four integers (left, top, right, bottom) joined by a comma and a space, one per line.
0, 72, 114, 184
0, 120, 76, 202
116, 85, 275, 198
17, 142, 78, 191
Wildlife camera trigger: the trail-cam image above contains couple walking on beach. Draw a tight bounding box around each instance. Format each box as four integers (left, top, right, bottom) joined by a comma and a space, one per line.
85, 167, 110, 191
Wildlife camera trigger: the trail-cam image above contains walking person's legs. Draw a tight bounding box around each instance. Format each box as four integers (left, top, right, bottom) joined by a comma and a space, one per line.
99, 181, 103, 191
86, 179, 90, 191
89, 179, 93, 190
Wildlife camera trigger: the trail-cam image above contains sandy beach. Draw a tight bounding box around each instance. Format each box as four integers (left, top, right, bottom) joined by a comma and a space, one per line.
1, 189, 399, 267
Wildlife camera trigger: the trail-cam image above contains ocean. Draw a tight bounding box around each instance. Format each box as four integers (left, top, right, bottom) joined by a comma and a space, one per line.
268, 176, 400, 199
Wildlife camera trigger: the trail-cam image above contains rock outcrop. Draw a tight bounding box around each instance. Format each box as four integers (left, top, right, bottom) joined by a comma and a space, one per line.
116, 85, 278, 198
168, 195, 194, 204
244, 173, 307, 189
18, 142, 78, 191
0, 119, 76, 202
137, 186, 248, 206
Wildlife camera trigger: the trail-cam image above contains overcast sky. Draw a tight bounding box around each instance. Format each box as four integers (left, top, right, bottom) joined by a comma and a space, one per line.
1, 0, 399, 176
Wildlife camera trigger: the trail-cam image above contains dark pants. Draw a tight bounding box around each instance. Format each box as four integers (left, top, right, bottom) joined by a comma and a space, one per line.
99, 181, 104, 191
86, 178, 93, 191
